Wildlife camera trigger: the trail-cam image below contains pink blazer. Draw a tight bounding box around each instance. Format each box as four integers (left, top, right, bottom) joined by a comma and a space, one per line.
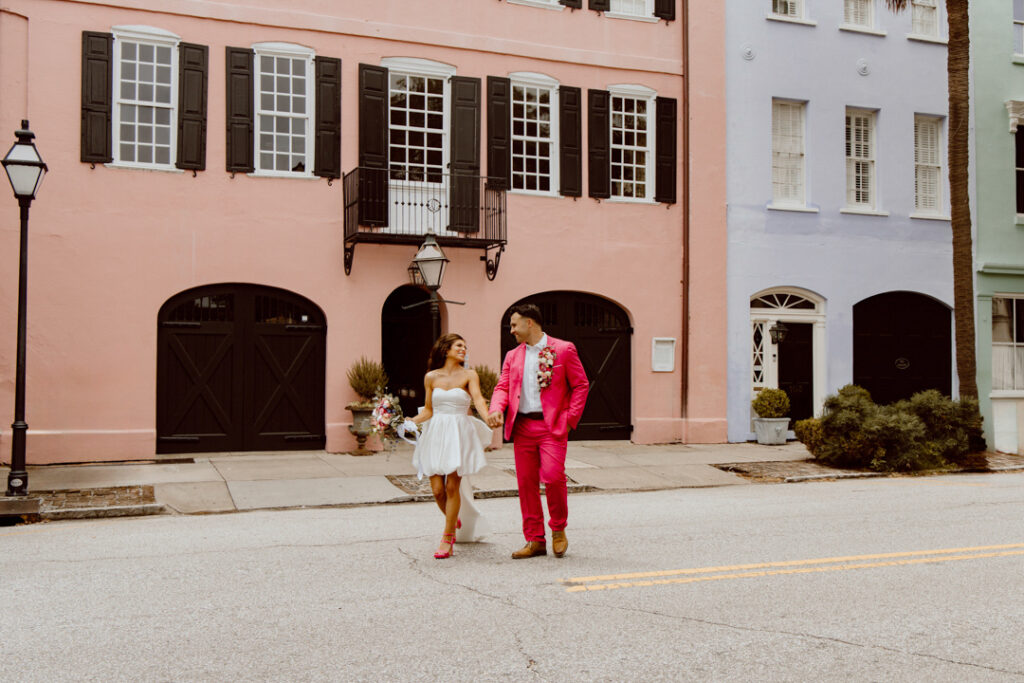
489, 336, 590, 441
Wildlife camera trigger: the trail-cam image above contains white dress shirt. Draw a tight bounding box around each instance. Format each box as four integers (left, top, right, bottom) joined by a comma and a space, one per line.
519, 333, 547, 415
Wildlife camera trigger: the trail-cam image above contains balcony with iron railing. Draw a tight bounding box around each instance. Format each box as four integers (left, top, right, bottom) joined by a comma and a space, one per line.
342, 167, 507, 279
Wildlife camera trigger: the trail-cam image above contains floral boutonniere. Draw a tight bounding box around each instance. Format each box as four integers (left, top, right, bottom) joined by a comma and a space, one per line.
537, 346, 556, 390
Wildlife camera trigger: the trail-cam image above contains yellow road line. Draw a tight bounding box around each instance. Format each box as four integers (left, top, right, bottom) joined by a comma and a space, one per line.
562, 543, 1024, 585
565, 550, 1024, 592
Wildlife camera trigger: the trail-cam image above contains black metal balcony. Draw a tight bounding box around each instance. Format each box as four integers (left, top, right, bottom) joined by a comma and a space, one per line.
342, 167, 507, 279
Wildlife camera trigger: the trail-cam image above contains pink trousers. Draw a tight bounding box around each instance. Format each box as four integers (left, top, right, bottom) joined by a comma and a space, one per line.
513, 418, 568, 542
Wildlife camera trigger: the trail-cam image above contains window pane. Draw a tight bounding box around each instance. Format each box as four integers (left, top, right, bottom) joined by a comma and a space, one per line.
1017, 298, 1024, 343
993, 298, 1013, 343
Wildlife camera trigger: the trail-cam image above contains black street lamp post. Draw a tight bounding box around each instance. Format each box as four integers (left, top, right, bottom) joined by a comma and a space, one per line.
2, 120, 47, 496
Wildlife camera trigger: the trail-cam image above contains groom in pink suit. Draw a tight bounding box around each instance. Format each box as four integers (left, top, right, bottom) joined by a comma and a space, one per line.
488, 304, 589, 559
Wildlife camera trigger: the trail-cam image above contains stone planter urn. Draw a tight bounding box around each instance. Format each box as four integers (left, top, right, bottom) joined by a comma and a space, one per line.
347, 402, 375, 455
752, 417, 790, 445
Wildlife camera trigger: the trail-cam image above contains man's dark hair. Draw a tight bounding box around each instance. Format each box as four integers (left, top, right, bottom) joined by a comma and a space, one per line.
511, 303, 543, 326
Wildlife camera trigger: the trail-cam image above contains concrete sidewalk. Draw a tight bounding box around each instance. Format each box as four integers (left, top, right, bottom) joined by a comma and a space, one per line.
1, 441, 813, 520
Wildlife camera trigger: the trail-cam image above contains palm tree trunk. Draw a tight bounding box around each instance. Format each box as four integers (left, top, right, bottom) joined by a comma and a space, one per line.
947, 0, 977, 398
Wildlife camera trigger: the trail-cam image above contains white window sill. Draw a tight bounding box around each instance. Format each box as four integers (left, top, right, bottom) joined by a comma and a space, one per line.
766, 15, 817, 27
840, 207, 889, 217
839, 24, 887, 37
990, 390, 1024, 399
1013, 55, 1024, 66
105, 161, 183, 173
767, 203, 818, 213
606, 196, 658, 205
511, 188, 559, 199
248, 170, 317, 180
907, 33, 946, 45
603, 11, 659, 23
910, 212, 951, 221
1015, 214, 1024, 226
506, 0, 564, 11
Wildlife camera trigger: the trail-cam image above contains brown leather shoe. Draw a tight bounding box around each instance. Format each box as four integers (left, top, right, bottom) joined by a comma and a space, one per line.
552, 530, 568, 558
511, 541, 547, 559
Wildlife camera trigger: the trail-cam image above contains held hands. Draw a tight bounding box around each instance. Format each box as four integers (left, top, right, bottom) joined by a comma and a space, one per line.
486, 411, 504, 429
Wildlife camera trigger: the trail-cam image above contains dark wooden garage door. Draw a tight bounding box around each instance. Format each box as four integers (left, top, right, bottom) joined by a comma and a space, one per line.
501, 292, 631, 440
157, 284, 326, 453
853, 291, 951, 405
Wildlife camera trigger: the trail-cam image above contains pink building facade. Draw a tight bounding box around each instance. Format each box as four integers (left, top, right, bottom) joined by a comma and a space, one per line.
0, 0, 726, 465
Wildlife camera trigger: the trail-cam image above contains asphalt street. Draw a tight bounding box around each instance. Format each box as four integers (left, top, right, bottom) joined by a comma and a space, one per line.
2, 471, 1023, 682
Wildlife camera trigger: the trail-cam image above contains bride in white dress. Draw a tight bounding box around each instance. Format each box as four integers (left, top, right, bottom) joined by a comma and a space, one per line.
406, 334, 493, 559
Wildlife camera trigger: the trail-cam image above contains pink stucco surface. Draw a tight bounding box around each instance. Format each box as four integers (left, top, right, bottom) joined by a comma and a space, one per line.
0, 0, 725, 464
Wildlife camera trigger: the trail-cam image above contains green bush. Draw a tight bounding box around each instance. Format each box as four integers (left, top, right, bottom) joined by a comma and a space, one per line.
472, 364, 499, 419
347, 357, 388, 403
812, 385, 987, 472
752, 388, 790, 418
793, 417, 823, 455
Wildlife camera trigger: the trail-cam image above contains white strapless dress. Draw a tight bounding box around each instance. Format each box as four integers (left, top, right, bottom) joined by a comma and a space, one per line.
412, 387, 492, 542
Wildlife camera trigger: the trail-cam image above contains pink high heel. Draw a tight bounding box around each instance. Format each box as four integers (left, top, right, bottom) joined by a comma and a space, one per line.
434, 532, 455, 559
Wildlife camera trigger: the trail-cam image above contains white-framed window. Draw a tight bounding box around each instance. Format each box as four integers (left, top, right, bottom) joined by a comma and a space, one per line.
993, 296, 1024, 390
510, 72, 559, 196
383, 58, 453, 185
910, 0, 939, 38
914, 115, 942, 215
771, 0, 803, 18
609, 84, 656, 201
253, 42, 314, 176
1016, 125, 1024, 215
1015, 0, 1024, 55
111, 26, 179, 168
771, 99, 806, 206
845, 108, 876, 209
610, 0, 654, 16
843, 0, 874, 29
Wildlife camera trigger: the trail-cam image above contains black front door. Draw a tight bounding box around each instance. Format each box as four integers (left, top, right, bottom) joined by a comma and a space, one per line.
501, 292, 631, 440
853, 291, 952, 405
382, 286, 435, 419
777, 322, 813, 426
157, 285, 326, 454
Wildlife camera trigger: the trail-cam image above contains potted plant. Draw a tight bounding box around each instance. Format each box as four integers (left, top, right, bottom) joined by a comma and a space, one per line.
346, 357, 388, 455
751, 388, 790, 445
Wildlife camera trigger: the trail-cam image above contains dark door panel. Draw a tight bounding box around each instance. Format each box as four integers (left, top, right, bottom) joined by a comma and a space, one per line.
777, 322, 813, 427
382, 286, 435, 420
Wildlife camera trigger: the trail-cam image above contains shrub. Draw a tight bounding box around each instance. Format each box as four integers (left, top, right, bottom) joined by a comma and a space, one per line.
793, 418, 823, 456
347, 357, 388, 404
864, 406, 943, 472
472, 364, 499, 419
815, 385, 878, 469
752, 388, 790, 418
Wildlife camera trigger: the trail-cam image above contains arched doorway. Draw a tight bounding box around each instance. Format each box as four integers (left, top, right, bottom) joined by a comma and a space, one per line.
500, 292, 631, 440
382, 285, 436, 419
156, 284, 326, 453
750, 288, 826, 426
853, 291, 951, 404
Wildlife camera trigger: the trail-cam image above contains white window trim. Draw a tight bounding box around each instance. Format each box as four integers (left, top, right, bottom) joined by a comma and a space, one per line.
250, 42, 316, 179
907, 0, 942, 41
913, 114, 944, 218
108, 25, 181, 171
767, 204, 819, 213
607, 83, 657, 204
768, 0, 811, 22
1016, 8, 1024, 57
604, 0, 657, 22
507, 0, 565, 10
381, 57, 456, 79
509, 72, 560, 198
841, 0, 880, 33
771, 98, 807, 209
907, 34, 947, 45
839, 25, 887, 36
845, 107, 878, 212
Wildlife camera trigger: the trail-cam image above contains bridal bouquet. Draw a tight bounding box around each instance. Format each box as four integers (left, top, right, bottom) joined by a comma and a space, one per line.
371, 393, 404, 445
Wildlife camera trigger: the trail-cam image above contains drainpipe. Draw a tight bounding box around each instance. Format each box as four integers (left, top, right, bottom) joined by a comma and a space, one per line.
680, 0, 690, 432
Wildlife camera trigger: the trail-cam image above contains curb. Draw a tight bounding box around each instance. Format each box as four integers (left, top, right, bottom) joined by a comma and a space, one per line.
40, 503, 167, 521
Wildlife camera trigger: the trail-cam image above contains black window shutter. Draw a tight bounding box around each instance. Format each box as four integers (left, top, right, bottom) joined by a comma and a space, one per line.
358, 64, 389, 227
450, 76, 482, 233
654, 0, 675, 21
487, 76, 511, 191
589, 0, 611, 11
176, 43, 208, 172
314, 56, 342, 179
225, 47, 254, 173
560, 0, 583, 8
655, 96, 677, 204
559, 86, 582, 197
588, 89, 610, 199
81, 31, 113, 164
1017, 126, 1024, 214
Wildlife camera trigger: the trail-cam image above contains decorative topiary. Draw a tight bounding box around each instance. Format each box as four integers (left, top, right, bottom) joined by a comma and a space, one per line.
346, 357, 388, 407
751, 388, 790, 419
793, 417, 823, 455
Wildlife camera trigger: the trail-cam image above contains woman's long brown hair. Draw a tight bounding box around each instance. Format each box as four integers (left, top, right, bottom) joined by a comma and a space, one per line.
427, 333, 465, 371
